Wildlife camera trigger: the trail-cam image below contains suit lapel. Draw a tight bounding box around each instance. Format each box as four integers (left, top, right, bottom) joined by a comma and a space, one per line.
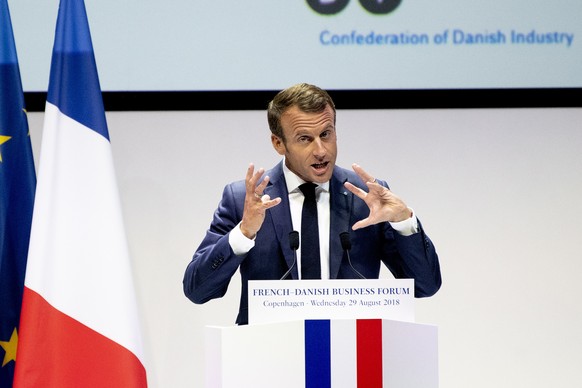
329, 167, 353, 279
263, 162, 296, 278
262, 164, 355, 280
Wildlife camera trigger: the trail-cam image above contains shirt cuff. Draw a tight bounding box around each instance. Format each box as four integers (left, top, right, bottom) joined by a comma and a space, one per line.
229, 223, 256, 256
389, 208, 419, 237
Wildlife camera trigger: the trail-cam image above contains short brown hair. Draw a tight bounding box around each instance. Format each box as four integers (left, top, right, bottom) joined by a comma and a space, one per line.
267, 83, 336, 139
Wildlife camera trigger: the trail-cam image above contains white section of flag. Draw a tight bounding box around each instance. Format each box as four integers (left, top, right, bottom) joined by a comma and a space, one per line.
331, 319, 357, 388
24, 102, 144, 364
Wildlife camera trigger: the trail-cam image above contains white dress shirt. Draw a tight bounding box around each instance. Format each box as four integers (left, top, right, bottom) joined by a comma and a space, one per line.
229, 161, 419, 279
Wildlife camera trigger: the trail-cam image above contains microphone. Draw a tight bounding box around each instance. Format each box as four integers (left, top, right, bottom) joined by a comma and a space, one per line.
280, 231, 299, 280
340, 232, 366, 280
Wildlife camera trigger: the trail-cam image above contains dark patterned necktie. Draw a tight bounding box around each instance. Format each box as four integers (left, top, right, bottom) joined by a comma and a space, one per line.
299, 183, 321, 279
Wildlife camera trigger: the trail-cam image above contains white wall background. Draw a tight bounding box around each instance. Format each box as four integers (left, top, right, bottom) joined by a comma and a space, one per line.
27, 108, 582, 387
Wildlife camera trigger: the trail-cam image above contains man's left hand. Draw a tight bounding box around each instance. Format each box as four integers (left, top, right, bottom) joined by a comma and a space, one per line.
344, 163, 412, 230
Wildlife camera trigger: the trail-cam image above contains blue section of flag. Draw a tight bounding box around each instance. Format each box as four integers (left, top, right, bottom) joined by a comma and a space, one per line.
46, 0, 109, 140
305, 320, 331, 388
0, 1, 17, 65
0, 0, 36, 386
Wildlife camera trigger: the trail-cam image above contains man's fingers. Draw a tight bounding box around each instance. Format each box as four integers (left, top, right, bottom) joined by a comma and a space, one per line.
255, 175, 270, 194
261, 196, 282, 209
366, 180, 385, 193
245, 163, 255, 185
351, 218, 371, 231
352, 163, 375, 184
252, 168, 265, 187
245, 163, 267, 195
344, 181, 367, 199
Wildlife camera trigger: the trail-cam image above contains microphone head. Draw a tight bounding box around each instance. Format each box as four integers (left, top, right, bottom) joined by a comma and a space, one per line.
289, 231, 300, 250
340, 232, 351, 250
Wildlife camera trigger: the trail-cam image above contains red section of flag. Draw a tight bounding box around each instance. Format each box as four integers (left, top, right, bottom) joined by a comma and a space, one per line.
14, 287, 147, 388
357, 319, 383, 388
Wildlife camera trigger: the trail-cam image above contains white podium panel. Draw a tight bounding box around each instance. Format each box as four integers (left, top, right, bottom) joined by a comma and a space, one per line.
205, 319, 438, 388
205, 320, 305, 388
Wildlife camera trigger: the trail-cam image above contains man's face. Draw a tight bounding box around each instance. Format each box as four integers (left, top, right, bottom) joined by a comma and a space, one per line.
271, 105, 337, 184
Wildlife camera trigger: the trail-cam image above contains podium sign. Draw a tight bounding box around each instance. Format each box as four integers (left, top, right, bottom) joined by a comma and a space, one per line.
248, 279, 414, 325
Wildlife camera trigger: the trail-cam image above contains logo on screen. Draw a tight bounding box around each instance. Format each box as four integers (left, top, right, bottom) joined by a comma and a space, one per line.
306, 0, 350, 15
306, 0, 402, 15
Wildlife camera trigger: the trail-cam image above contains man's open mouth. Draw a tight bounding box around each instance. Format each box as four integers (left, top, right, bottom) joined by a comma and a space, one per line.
312, 161, 329, 171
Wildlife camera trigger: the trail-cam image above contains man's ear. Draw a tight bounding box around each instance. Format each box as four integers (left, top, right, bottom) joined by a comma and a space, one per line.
271, 134, 285, 156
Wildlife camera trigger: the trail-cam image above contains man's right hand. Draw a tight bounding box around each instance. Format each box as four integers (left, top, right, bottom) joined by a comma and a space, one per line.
240, 163, 281, 239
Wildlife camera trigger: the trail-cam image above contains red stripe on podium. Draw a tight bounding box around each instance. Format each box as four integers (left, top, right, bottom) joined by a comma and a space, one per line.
356, 319, 383, 388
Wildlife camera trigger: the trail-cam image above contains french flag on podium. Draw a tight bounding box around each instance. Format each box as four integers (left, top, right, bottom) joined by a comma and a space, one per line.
206, 318, 438, 388
305, 319, 384, 388
13, 0, 147, 386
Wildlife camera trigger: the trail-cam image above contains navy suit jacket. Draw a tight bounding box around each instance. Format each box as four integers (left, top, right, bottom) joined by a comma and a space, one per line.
183, 162, 441, 324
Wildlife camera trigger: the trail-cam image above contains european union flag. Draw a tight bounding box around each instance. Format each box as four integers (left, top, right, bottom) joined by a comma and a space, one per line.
0, 0, 36, 386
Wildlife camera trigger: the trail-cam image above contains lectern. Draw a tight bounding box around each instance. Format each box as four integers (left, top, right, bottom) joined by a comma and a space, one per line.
204, 279, 438, 388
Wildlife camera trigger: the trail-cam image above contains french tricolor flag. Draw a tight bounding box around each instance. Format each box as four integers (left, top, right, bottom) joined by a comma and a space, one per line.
13, 0, 147, 386
306, 319, 384, 387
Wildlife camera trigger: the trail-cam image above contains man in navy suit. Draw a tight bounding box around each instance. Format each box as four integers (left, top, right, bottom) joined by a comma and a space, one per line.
183, 83, 441, 325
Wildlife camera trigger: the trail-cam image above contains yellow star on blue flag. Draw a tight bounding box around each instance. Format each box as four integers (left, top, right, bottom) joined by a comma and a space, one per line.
0, 135, 12, 162
0, 328, 18, 367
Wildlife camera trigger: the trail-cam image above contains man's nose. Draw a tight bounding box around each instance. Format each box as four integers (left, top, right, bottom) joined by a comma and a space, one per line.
312, 138, 326, 157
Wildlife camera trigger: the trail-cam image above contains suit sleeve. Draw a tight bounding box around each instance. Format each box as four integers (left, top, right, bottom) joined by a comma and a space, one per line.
386, 219, 442, 298
374, 178, 442, 298
183, 183, 247, 304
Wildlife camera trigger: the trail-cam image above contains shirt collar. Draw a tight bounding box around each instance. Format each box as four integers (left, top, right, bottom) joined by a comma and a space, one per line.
282, 159, 330, 194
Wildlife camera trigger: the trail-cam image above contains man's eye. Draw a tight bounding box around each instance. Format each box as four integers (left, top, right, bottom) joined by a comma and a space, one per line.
321, 130, 333, 139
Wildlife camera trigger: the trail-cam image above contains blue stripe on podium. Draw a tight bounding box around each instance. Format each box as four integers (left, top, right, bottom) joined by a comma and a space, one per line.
305, 320, 331, 388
